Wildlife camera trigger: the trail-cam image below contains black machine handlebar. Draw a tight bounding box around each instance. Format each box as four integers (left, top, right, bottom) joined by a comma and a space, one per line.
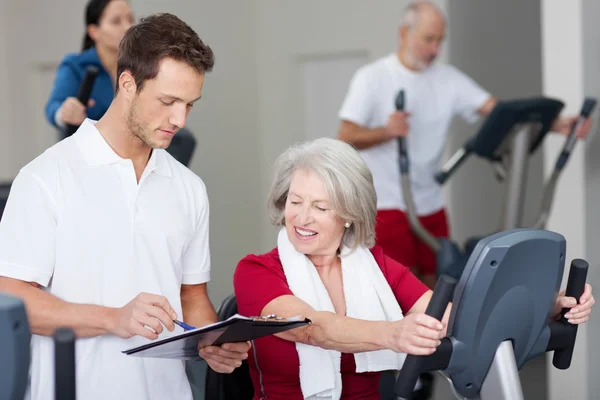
549, 258, 588, 369
54, 327, 76, 400
396, 90, 409, 174
65, 65, 100, 137
434, 143, 473, 185
394, 275, 457, 399
555, 97, 596, 171
395, 89, 442, 253
435, 97, 566, 185
533, 97, 597, 229
393, 259, 588, 399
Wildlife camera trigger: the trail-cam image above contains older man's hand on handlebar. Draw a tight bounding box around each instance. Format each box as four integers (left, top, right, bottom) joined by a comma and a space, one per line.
551, 115, 592, 138
385, 313, 445, 356
551, 283, 595, 324
385, 111, 411, 139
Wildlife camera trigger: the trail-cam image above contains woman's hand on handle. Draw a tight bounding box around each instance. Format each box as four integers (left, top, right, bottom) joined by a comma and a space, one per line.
385, 313, 445, 356
552, 283, 595, 324
58, 97, 95, 126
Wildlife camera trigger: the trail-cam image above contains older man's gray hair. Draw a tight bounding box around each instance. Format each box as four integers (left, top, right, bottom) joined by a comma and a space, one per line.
401, 1, 446, 31
267, 137, 377, 249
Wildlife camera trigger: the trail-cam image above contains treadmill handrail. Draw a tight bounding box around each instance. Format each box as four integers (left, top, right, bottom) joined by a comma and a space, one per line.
65, 65, 100, 137
533, 97, 596, 229
435, 97, 564, 185
401, 173, 441, 253
394, 89, 441, 253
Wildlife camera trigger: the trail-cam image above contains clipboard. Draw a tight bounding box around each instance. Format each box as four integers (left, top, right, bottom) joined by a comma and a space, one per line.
121, 314, 310, 360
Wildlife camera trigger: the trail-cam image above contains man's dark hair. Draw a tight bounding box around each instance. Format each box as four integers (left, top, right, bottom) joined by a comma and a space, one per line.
116, 13, 214, 93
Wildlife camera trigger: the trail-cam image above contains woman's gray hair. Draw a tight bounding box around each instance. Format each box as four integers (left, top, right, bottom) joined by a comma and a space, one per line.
267, 137, 377, 249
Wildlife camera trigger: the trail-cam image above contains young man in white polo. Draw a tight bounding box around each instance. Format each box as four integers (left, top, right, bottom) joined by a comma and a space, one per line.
0, 13, 250, 400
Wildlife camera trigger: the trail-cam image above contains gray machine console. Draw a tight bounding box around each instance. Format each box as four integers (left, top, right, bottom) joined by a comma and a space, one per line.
445, 229, 564, 397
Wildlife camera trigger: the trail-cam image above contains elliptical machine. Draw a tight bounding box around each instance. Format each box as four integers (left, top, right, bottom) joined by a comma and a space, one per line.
1, 229, 589, 400
0, 293, 76, 400
393, 229, 589, 400
396, 90, 596, 280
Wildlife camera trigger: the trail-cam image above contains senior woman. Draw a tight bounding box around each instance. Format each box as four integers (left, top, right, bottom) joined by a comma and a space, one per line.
233, 138, 594, 400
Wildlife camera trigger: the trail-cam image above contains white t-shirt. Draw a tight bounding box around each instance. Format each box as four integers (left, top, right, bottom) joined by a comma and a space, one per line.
0, 119, 211, 400
339, 53, 490, 215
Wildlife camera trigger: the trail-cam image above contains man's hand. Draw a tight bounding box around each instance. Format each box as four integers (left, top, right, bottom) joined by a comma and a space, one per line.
385, 111, 410, 139
551, 115, 592, 138
199, 341, 252, 373
109, 293, 177, 340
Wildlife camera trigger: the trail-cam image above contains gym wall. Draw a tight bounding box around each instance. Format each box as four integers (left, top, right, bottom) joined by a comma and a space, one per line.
0, 2, 12, 182
445, 0, 544, 246
542, 1, 600, 399
128, 0, 448, 305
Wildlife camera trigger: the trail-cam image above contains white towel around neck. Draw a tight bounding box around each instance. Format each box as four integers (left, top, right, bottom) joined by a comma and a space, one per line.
277, 228, 406, 399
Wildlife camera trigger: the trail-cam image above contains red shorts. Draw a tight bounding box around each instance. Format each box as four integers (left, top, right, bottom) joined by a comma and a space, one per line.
374, 208, 449, 276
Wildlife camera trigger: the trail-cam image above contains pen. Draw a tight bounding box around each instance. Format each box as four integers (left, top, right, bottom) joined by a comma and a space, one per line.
173, 319, 196, 331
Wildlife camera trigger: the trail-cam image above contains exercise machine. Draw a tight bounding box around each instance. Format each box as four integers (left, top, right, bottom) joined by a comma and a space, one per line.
0, 229, 589, 399
63, 66, 100, 138
0, 294, 30, 400
393, 228, 588, 400
0, 292, 76, 400
0, 181, 10, 221
397, 91, 596, 280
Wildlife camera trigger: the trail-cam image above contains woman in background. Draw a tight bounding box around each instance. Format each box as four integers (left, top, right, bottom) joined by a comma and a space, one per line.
45, 0, 134, 133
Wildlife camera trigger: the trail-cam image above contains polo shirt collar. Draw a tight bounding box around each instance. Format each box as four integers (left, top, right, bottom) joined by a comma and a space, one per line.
74, 119, 172, 177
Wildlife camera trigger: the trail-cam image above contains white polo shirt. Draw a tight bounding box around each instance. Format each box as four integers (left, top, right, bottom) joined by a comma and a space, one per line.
0, 119, 211, 400
339, 53, 490, 215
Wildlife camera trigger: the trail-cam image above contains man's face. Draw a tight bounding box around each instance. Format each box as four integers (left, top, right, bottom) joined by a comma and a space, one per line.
401, 11, 446, 70
126, 58, 204, 149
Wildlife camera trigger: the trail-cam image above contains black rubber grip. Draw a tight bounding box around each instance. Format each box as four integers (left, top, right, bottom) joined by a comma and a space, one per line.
394, 275, 457, 398
563, 259, 588, 305
553, 259, 588, 369
424, 275, 457, 319
398, 137, 409, 174
555, 98, 597, 171
396, 90, 409, 175
76, 66, 100, 104
434, 171, 449, 185
54, 327, 77, 400
395, 90, 405, 111
580, 97, 597, 118
65, 65, 100, 137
